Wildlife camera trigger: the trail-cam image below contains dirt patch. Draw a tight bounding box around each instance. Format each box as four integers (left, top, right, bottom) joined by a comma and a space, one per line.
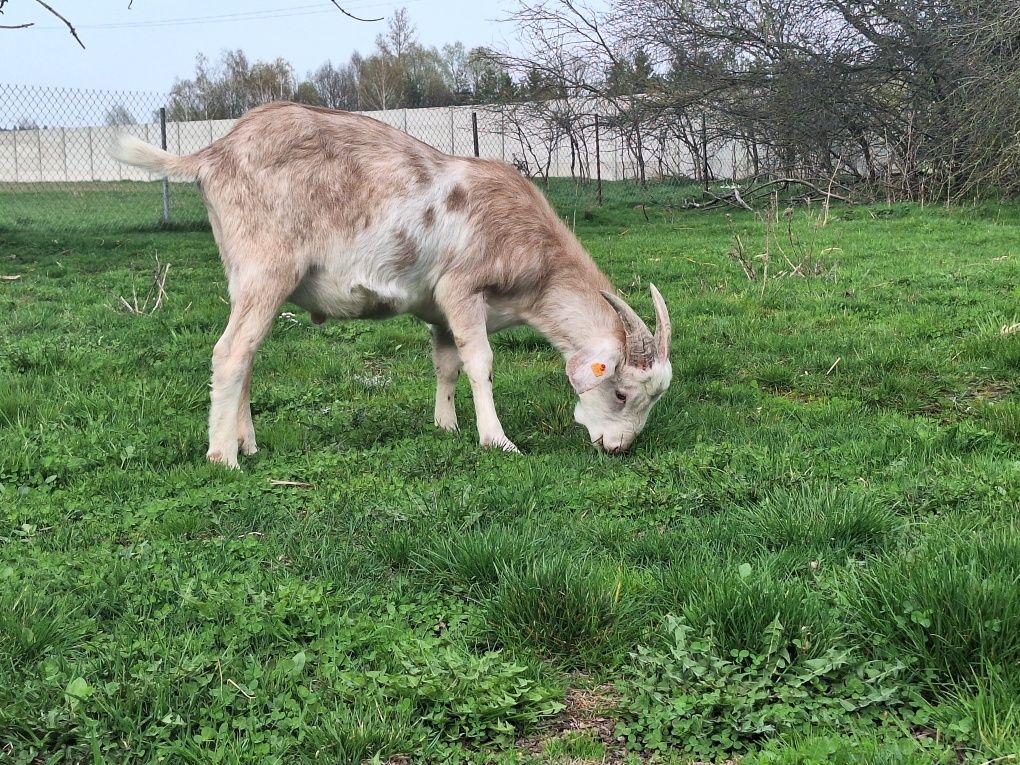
971, 380, 1013, 401
516, 685, 627, 762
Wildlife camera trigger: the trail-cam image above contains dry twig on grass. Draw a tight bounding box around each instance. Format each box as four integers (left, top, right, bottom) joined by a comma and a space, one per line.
685, 177, 856, 213
119, 254, 171, 316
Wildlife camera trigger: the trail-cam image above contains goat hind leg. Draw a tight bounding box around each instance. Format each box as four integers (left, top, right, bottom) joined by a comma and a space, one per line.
207, 276, 291, 467
431, 324, 461, 431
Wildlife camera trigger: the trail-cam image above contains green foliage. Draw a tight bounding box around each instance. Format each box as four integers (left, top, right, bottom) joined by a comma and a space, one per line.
616, 616, 915, 760
660, 560, 841, 660
4, 190, 1020, 761
928, 666, 1020, 757
741, 732, 951, 765
414, 523, 551, 591
738, 482, 901, 555
541, 730, 609, 760
326, 634, 564, 747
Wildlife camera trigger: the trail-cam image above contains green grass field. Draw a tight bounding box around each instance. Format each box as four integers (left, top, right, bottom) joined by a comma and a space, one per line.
2, 182, 1020, 764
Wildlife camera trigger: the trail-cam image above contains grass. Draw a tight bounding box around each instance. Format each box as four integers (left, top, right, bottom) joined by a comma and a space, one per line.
2, 180, 1020, 762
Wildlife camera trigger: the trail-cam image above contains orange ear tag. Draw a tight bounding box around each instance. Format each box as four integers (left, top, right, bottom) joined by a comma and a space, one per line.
591, 362, 607, 377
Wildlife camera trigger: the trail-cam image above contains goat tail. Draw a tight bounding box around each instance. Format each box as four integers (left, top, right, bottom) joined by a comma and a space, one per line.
109, 134, 201, 181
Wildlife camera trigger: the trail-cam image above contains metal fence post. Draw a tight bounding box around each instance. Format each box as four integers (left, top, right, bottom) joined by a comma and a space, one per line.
160, 107, 171, 226
449, 108, 455, 153
594, 114, 603, 207
701, 114, 709, 191
471, 112, 479, 157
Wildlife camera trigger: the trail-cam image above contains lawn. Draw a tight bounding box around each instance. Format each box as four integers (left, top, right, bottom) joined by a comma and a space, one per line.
1, 181, 1020, 764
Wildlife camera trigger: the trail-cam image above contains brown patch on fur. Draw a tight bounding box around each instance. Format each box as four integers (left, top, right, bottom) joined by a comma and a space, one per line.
433, 159, 621, 349
406, 153, 433, 187
422, 205, 436, 227
448, 162, 609, 299
392, 230, 418, 273
445, 184, 468, 212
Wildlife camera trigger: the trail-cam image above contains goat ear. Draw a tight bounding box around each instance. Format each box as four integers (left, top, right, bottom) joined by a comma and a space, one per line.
566, 349, 619, 394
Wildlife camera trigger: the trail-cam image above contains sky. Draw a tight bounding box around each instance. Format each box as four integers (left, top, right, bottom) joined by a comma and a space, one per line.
1, 0, 515, 93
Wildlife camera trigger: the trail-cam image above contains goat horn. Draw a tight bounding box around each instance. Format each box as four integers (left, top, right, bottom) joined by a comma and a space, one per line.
601, 289, 655, 368
649, 283, 672, 362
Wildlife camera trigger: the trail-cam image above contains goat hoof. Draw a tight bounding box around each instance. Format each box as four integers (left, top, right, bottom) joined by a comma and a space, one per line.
207, 450, 240, 469
482, 437, 520, 454
239, 440, 259, 456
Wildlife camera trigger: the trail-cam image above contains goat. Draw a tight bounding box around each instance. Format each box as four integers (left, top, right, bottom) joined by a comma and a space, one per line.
111, 102, 672, 467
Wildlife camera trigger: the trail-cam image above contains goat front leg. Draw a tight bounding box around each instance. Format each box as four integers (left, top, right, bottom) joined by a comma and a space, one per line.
430, 324, 461, 432
439, 290, 519, 453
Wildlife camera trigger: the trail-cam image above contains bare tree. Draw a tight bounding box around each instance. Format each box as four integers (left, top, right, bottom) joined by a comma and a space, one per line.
491, 0, 1020, 202
312, 59, 362, 111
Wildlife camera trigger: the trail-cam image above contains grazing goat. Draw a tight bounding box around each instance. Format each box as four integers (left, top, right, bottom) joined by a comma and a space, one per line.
111, 102, 672, 466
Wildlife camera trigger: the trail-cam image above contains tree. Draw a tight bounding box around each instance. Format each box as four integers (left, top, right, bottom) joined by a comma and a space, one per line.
168, 49, 297, 120
292, 81, 321, 106
355, 9, 458, 109
105, 104, 136, 126
466, 48, 516, 103
312, 59, 361, 110
442, 42, 473, 101
489, 0, 1020, 199
402, 43, 455, 107
358, 52, 403, 110
377, 7, 416, 58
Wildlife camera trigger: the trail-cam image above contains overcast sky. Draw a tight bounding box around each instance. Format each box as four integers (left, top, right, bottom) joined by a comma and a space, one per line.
1, 0, 514, 93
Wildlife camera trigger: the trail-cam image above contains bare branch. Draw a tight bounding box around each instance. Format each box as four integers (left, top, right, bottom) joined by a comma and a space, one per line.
32, 0, 84, 48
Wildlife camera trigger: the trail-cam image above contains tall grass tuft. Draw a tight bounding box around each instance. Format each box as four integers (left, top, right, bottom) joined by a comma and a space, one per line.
486, 553, 646, 670
0, 589, 89, 666
414, 524, 550, 591
927, 664, 1020, 758
852, 527, 1020, 684
740, 482, 901, 555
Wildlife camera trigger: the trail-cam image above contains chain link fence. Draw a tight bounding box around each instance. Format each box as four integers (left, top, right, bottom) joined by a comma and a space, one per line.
1, 84, 742, 232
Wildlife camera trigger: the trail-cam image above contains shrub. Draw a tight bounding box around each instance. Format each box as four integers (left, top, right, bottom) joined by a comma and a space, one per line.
616, 615, 914, 760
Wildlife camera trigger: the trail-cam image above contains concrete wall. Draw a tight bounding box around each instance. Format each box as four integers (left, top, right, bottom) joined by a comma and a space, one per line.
0, 103, 755, 184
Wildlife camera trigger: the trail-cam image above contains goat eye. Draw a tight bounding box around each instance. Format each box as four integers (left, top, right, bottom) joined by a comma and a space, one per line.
615, 391, 628, 404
